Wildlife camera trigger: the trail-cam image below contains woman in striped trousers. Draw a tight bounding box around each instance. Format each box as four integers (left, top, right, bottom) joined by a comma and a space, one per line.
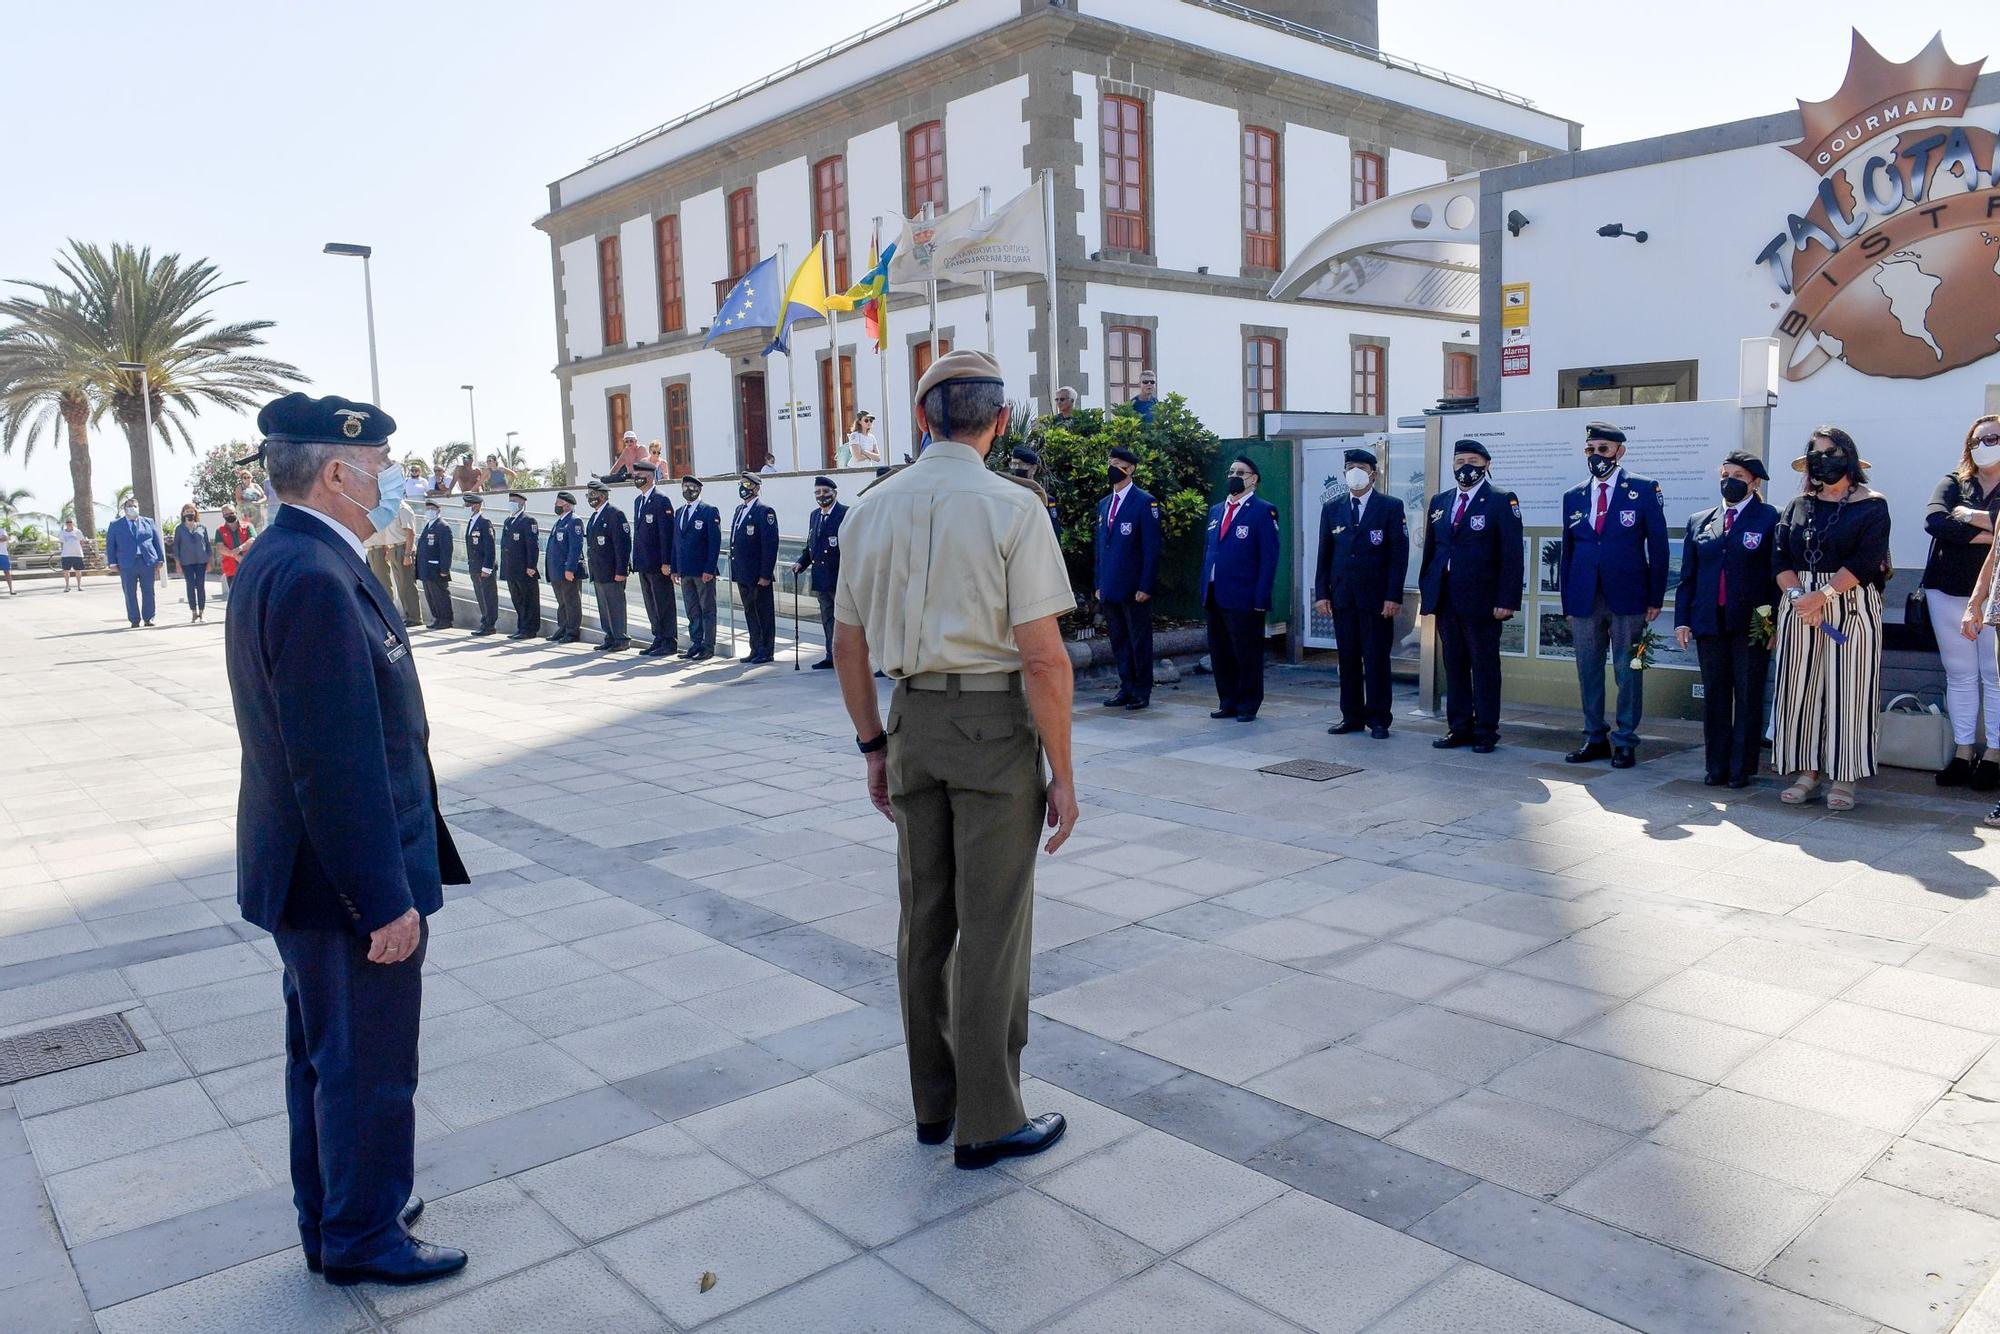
1770, 427, 1891, 811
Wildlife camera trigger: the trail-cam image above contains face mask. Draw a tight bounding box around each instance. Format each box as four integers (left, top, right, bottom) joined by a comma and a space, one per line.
1806, 451, 1846, 485
222, 514, 235, 524
739, 485, 754, 500
1108, 466, 1128, 487
425, 508, 441, 521
1344, 467, 1370, 490
1226, 476, 1247, 496
124, 505, 139, 517
1454, 463, 1486, 487
1008, 466, 1033, 479
1972, 443, 2000, 468
510, 500, 524, 515
816, 493, 834, 507
1586, 454, 1618, 479
683, 486, 700, 501
330, 460, 407, 535
555, 503, 570, 516
1719, 477, 1751, 504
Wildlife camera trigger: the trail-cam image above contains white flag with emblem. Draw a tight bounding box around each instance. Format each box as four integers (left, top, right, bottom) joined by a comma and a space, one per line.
889, 182, 1048, 287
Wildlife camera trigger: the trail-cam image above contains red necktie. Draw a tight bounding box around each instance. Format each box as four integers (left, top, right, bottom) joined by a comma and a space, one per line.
1719, 507, 1735, 606
1451, 493, 1468, 528
1221, 500, 1240, 537
1593, 482, 1608, 534
1108, 490, 1122, 527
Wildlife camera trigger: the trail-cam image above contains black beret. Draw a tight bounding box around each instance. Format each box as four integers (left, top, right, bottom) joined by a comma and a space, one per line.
1585, 421, 1627, 444
813, 476, 836, 489
1344, 447, 1378, 468
1109, 447, 1140, 466
1722, 450, 1769, 481
1452, 439, 1492, 461
508, 490, 527, 501
462, 494, 483, 506
633, 460, 658, 475
584, 477, 608, 493
1011, 446, 1041, 467
680, 475, 701, 488
241, 392, 395, 464
1233, 454, 1259, 475
555, 490, 576, 503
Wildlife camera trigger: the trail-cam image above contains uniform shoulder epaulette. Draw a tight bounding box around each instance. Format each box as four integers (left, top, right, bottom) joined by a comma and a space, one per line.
1000, 472, 1050, 504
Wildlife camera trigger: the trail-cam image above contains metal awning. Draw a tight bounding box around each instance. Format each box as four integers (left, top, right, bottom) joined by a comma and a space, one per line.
1270, 177, 1483, 318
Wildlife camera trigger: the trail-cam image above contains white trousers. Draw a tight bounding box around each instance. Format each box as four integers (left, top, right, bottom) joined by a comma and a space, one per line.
1924, 590, 2000, 748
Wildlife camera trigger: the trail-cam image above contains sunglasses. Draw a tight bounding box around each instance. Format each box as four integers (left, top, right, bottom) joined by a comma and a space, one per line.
1976, 432, 2000, 445
1583, 443, 1620, 456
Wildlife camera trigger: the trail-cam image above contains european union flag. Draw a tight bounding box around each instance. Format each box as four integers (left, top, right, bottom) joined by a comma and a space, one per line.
702, 255, 821, 355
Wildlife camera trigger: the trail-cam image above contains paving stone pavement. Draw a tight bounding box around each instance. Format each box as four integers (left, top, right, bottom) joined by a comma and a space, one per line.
4, 582, 2000, 1332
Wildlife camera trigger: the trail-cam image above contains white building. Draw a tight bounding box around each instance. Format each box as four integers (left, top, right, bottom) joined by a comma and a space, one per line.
535, 0, 1577, 485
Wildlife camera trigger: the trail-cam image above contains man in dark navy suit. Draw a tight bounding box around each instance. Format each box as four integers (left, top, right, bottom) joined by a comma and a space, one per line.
629, 461, 678, 657
1008, 446, 1063, 538
1095, 446, 1164, 710
791, 476, 846, 669
1560, 422, 1670, 768
1200, 455, 1281, 722
462, 493, 499, 635
731, 473, 781, 664
500, 490, 540, 639
1419, 440, 1524, 753
224, 393, 467, 1287
1675, 451, 1780, 787
674, 475, 722, 660
543, 490, 584, 643
413, 497, 454, 629
1314, 446, 1408, 738
583, 478, 632, 651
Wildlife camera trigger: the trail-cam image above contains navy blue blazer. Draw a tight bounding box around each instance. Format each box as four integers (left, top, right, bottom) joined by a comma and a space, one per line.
414, 517, 453, 580
731, 501, 780, 582
1200, 492, 1280, 612
1094, 485, 1163, 602
631, 487, 675, 573
584, 503, 631, 582
1559, 471, 1670, 616
1419, 484, 1524, 615
1314, 491, 1408, 610
105, 515, 163, 568
500, 512, 538, 579
225, 507, 466, 935
1674, 499, 1780, 637
464, 514, 497, 576
674, 503, 721, 576
796, 502, 847, 594
544, 511, 583, 580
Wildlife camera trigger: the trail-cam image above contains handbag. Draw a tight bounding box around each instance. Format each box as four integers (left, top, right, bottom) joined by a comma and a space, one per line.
1876, 692, 1955, 771
1903, 536, 1939, 653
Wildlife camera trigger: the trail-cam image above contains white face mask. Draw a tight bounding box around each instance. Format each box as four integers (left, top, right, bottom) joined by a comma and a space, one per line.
124, 505, 139, 517
1973, 443, 2000, 468
1345, 468, 1370, 491
511, 500, 525, 515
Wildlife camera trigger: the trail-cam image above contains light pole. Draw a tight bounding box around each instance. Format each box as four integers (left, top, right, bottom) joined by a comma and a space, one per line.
460, 384, 478, 454
115, 361, 165, 594
322, 243, 381, 404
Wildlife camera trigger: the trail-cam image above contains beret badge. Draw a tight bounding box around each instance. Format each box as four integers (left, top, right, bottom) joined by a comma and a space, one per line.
335, 409, 369, 439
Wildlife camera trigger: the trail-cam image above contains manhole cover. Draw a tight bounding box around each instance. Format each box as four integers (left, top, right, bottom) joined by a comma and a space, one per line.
1259, 759, 1361, 781
0, 1013, 142, 1084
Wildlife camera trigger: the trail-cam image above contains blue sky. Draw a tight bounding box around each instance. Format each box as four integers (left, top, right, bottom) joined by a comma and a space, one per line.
3, 0, 1995, 519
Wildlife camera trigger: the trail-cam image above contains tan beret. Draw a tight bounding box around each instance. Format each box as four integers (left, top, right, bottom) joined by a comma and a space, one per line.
915, 348, 1004, 402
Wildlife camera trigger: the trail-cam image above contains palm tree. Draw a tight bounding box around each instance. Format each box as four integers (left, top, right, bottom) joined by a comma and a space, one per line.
433, 441, 472, 471
499, 439, 528, 471
0, 485, 28, 519
23, 242, 306, 521
0, 296, 100, 538
113, 483, 133, 510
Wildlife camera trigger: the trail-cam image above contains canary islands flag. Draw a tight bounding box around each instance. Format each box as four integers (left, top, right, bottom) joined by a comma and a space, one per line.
825, 241, 896, 351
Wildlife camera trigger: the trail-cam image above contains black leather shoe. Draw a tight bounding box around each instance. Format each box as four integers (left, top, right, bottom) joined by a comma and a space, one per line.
1703, 773, 1725, 786
917, 1118, 953, 1146
1432, 733, 1472, 749
306, 1197, 427, 1274
1936, 755, 1974, 786
1209, 709, 1235, 719
811, 659, 833, 670
954, 1113, 1066, 1170
677, 648, 697, 659
1370, 727, 1390, 740
1102, 693, 1133, 708
1727, 775, 1752, 789
1236, 713, 1257, 723
1471, 741, 1497, 754
1611, 747, 1637, 769
1565, 740, 1612, 764
1971, 759, 2000, 792
1125, 699, 1149, 711
1327, 720, 1365, 736
322, 1238, 467, 1287
470, 628, 493, 637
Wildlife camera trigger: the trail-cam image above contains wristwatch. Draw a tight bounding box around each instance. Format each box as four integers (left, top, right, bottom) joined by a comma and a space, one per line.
1785, 587, 1805, 602
857, 732, 888, 755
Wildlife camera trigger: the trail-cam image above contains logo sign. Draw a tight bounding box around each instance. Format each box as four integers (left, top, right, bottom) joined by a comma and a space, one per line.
1500, 282, 1530, 328
1757, 31, 2000, 382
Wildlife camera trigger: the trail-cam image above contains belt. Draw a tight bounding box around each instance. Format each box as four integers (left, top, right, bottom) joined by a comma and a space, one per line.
903, 671, 1020, 693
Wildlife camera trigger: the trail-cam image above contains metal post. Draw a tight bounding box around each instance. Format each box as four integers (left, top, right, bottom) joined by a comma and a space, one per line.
1414, 413, 1445, 719
360, 253, 381, 405
872, 216, 891, 460
925, 202, 939, 363
780, 242, 800, 472
823, 230, 843, 473
462, 385, 478, 454
1041, 169, 1060, 412
792, 570, 800, 671
980, 186, 995, 356
723, 562, 737, 655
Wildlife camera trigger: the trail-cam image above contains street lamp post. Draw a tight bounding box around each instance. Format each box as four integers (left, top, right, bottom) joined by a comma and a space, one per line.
461, 384, 478, 454
115, 361, 165, 594
322, 243, 381, 404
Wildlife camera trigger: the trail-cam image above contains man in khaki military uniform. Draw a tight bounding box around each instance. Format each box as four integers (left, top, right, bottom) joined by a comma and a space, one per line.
833, 349, 1080, 1170
361, 483, 422, 627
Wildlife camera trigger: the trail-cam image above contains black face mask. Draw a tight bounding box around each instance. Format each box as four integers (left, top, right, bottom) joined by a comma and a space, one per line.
1719, 477, 1751, 504
682, 487, 699, 502
738, 486, 754, 500
816, 494, 834, 507
1108, 466, 1128, 487
1226, 476, 1247, 496
1454, 463, 1486, 487
1586, 454, 1618, 480
1806, 451, 1846, 485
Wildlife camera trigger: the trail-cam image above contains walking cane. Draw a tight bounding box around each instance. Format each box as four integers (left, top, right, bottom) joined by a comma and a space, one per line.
792, 570, 800, 671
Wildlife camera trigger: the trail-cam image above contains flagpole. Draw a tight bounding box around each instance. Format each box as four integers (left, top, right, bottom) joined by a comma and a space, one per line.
872, 215, 891, 461
822, 230, 843, 475
925, 201, 939, 365
1042, 169, 1059, 414
780, 241, 799, 472
979, 186, 995, 356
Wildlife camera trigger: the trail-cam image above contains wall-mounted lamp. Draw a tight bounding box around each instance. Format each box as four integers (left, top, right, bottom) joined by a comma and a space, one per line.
1597, 222, 1648, 244
1505, 209, 1530, 237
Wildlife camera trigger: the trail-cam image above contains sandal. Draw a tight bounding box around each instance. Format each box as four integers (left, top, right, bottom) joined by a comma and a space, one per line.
1984, 801, 2000, 828
1826, 783, 1857, 811
1780, 777, 1820, 805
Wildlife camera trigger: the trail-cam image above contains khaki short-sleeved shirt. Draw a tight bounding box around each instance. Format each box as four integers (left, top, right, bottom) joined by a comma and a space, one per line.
834, 440, 1074, 677
361, 501, 416, 550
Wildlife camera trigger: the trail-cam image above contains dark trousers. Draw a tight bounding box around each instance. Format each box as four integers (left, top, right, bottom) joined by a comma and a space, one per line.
682, 577, 716, 653
1570, 596, 1646, 747
739, 580, 776, 659
1103, 598, 1154, 702
1205, 591, 1266, 719
1696, 630, 1771, 782
1333, 602, 1394, 729
182, 563, 208, 614
272, 921, 426, 1268
471, 571, 499, 631
815, 590, 836, 663
506, 573, 540, 635
637, 570, 678, 652
552, 574, 582, 638
1437, 599, 1504, 744
421, 576, 453, 628
119, 564, 157, 624
594, 578, 628, 643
